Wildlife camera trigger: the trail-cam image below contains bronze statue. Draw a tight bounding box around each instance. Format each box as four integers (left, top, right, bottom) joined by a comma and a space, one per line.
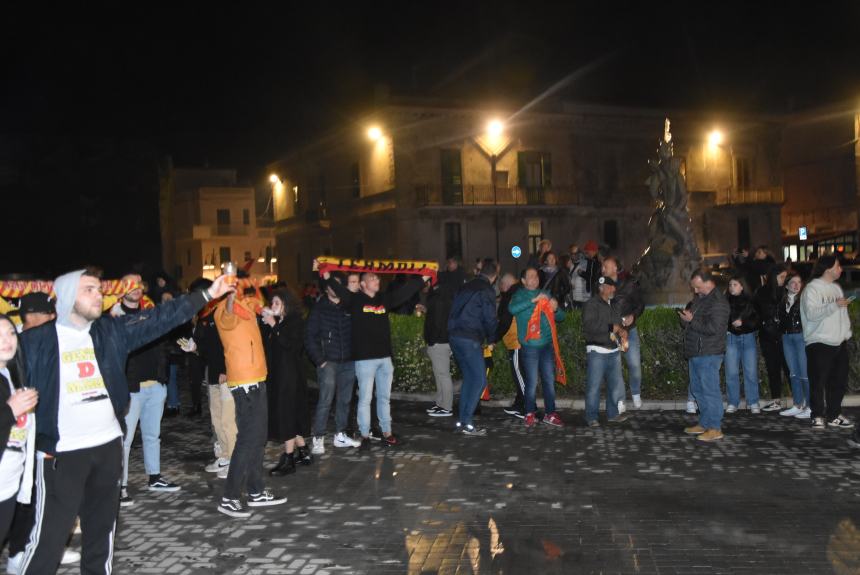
637, 119, 702, 303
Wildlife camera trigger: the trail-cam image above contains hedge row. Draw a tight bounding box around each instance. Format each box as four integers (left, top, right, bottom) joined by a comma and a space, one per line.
389, 305, 860, 398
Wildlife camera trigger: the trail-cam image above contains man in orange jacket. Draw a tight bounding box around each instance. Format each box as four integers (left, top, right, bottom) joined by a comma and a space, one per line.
214, 281, 286, 518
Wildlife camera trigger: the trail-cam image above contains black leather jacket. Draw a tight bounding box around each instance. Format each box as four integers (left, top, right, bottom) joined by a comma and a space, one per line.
779, 293, 803, 334
726, 292, 759, 335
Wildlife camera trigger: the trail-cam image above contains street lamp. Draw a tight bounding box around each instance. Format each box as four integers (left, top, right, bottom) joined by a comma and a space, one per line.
485, 118, 508, 262
367, 126, 383, 142
708, 129, 723, 149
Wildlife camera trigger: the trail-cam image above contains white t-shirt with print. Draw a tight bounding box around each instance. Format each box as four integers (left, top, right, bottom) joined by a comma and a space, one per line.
55, 324, 122, 452
0, 368, 31, 501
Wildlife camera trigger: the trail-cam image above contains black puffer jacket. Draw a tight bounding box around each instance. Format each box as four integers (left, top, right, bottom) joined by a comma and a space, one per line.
683, 288, 731, 358
779, 293, 803, 335
305, 297, 352, 366
726, 292, 759, 335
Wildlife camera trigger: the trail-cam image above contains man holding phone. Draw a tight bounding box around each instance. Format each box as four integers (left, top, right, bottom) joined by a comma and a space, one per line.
679, 269, 730, 442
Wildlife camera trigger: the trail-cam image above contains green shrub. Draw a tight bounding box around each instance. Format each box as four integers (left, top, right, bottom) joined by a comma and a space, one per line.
388, 302, 860, 398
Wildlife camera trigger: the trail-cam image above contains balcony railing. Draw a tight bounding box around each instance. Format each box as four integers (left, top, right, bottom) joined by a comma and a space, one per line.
214, 224, 250, 237
415, 185, 582, 207
714, 187, 784, 206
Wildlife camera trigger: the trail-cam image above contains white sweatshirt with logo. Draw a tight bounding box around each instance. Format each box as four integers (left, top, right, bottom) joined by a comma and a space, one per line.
800, 278, 852, 346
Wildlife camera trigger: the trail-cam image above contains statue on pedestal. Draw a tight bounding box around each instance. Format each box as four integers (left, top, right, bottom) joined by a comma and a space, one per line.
636, 119, 702, 304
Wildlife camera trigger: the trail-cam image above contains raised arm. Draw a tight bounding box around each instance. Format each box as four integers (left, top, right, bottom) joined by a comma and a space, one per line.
384, 277, 427, 310
123, 276, 234, 353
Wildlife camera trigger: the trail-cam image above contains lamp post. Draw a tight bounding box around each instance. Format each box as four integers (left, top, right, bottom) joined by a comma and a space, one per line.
485, 119, 506, 262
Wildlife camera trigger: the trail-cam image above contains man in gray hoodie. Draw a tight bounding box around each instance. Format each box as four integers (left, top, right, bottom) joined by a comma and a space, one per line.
17, 268, 231, 575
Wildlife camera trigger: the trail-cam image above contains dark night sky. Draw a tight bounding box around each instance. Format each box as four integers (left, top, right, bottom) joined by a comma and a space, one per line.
2, 1, 858, 278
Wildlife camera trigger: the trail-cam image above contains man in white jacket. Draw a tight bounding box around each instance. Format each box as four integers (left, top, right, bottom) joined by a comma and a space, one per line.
800, 255, 853, 430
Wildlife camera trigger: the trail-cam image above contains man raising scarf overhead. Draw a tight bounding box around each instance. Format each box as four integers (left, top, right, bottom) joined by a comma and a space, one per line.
509, 266, 567, 428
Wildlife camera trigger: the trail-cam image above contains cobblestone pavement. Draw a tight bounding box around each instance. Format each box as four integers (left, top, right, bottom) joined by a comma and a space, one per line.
53, 400, 860, 574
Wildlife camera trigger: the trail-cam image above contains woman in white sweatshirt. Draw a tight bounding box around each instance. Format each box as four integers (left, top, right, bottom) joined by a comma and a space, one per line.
0, 314, 38, 544
800, 255, 853, 430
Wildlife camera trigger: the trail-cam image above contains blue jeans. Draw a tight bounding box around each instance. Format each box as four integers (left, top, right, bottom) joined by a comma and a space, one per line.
689, 355, 724, 430
354, 358, 394, 437
625, 327, 642, 396
782, 332, 809, 407
166, 364, 180, 409
585, 351, 624, 423
313, 361, 356, 436
725, 332, 759, 407
122, 383, 167, 485
450, 336, 487, 427
520, 344, 558, 415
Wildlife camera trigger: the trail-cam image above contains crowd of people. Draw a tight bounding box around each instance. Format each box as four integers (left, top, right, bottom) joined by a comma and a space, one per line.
0, 239, 856, 572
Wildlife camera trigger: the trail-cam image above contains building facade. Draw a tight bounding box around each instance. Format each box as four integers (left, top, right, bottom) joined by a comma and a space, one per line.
780, 103, 860, 261
267, 99, 786, 287
159, 166, 277, 288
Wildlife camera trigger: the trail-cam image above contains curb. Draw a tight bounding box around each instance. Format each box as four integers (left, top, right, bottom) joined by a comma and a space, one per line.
308, 379, 860, 410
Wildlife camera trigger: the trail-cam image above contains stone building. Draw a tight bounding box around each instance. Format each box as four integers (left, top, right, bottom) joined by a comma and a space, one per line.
267, 97, 785, 287
159, 165, 277, 288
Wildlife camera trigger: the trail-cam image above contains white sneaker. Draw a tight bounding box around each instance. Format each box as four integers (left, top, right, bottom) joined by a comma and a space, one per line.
214, 441, 223, 459
632, 394, 642, 409
794, 407, 811, 419
311, 436, 325, 455
750, 404, 761, 414
686, 401, 697, 414
333, 432, 361, 448
216, 464, 230, 479
7, 552, 22, 575
726, 405, 737, 414
617, 400, 627, 415
205, 457, 230, 473
780, 406, 803, 417
61, 549, 81, 565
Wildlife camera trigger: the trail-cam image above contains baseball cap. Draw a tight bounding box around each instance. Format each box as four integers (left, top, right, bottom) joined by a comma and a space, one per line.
19, 292, 56, 315
597, 276, 617, 287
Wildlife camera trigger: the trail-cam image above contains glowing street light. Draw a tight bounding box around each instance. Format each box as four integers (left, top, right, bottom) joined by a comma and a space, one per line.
487, 119, 504, 138
367, 126, 383, 142
708, 130, 723, 148
269, 174, 281, 184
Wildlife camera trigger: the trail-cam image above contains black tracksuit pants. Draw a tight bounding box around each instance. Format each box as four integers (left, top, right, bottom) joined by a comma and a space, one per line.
20, 437, 122, 575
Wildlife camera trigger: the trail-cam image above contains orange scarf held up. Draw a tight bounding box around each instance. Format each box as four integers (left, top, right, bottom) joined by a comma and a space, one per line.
523, 298, 567, 386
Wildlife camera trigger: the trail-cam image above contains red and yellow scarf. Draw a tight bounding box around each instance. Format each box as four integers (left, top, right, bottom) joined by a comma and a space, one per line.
315, 256, 438, 284
523, 298, 567, 385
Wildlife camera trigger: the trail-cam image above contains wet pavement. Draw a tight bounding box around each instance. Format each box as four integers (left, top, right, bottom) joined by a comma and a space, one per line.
56, 401, 860, 574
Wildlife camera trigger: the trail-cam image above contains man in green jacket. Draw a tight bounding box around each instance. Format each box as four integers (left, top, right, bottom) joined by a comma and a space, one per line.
509, 267, 566, 427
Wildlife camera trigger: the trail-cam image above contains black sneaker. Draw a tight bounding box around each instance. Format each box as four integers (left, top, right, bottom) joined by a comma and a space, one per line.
359, 437, 371, 452
459, 424, 487, 436
426, 404, 443, 414
247, 490, 287, 507
148, 475, 181, 492
119, 486, 134, 507
503, 405, 523, 416
428, 407, 453, 418
848, 432, 860, 449
369, 429, 384, 442
828, 415, 854, 429
218, 498, 251, 518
